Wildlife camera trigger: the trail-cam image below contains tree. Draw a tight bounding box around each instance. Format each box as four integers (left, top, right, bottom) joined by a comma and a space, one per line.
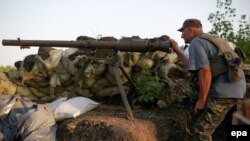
208, 0, 250, 62
0, 65, 15, 72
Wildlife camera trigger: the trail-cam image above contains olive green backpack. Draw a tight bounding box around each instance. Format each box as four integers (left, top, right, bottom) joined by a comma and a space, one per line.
199, 33, 244, 82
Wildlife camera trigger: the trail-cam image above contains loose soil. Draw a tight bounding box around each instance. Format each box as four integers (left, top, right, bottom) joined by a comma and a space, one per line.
56, 97, 232, 141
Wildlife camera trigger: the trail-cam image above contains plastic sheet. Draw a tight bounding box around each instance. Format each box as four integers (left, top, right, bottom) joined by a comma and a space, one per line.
0, 95, 56, 141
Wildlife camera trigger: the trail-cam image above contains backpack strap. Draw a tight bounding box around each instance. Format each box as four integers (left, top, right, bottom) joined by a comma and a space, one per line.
199, 33, 239, 58
199, 33, 244, 81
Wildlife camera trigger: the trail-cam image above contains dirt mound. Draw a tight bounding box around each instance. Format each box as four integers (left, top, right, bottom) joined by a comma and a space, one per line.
58, 115, 157, 141
56, 97, 233, 141
56, 104, 188, 141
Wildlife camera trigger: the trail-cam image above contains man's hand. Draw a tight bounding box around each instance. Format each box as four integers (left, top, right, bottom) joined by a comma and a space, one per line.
169, 39, 180, 52
169, 39, 189, 68
194, 98, 206, 113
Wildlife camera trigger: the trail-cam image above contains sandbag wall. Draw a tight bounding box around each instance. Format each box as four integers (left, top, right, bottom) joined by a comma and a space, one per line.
1, 36, 191, 104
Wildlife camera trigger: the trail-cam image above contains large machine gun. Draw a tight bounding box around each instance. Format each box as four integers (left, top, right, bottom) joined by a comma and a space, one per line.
2, 37, 173, 120
2, 37, 172, 52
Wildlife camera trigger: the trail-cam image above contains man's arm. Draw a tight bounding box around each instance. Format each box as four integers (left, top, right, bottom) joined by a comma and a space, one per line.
194, 66, 212, 112
170, 39, 189, 68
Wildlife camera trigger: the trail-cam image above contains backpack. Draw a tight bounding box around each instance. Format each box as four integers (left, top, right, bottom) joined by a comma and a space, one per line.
199, 33, 244, 82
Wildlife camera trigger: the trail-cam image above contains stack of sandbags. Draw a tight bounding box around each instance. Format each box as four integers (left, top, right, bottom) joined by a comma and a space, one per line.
3, 36, 187, 103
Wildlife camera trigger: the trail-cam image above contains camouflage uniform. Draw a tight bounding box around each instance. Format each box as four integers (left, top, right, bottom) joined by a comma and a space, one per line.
189, 97, 238, 141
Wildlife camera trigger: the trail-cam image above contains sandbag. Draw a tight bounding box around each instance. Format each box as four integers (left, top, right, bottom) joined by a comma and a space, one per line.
78, 60, 106, 88
91, 77, 111, 93
17, 104, 56, 141
136, 54, 154, 68
0, 95, 35, 141
105, 65, 132, 85
95, 86, 129, 97
74, 88, 91, 97
51, 97, 99, 121
123, 52, 141, 67
148, 51, 167, 61
16, 86, 38, 101
154, 63, 177, 80
0, 71, 17, 95
163, 53, 178, 64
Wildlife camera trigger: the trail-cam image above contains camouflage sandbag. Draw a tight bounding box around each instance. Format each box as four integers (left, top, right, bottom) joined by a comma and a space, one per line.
136, 54, 154, 68
39, 95, 55, 102
95, 86, 129, 97
154, 62, 177, 80
74, 88, 91, 97
123, 52, 141, 67
29, 87, 47, 98
41, 49, 67, 87
16, 86, 38, 101
19, 57, 49, 88
105, 65, 132, 85
0, 71, 17, 95
164, 53, 178, 64
61, 48, 79, 75
72, 55, 89, 68
91, 77, 111, 93
77, 60, 106, 89
148, 51, 167, 61
6, 69, 22, 85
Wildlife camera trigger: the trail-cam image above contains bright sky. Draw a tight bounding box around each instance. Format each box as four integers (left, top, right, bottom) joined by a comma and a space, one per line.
0, 0, 249, 66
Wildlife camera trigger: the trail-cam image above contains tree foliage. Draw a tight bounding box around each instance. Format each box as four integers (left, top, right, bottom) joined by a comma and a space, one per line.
208, 0, 250, 62
0, 65, 15, 72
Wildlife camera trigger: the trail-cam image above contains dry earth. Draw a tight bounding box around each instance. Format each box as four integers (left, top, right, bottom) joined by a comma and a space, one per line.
56, 96, 233, 141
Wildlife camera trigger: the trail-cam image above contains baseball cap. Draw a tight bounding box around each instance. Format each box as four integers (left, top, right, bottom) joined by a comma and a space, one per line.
177, 19, 202, 32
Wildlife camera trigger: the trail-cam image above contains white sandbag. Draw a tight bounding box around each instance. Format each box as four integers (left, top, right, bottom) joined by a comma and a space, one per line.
49, 97, 67, 113
52, 96, 99, 121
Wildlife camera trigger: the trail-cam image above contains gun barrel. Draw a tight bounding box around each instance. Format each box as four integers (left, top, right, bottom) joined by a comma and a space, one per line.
2, 39, 172, 53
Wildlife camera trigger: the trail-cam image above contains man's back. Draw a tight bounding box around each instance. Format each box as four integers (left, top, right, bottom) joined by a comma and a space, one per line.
188, 37, 246, 98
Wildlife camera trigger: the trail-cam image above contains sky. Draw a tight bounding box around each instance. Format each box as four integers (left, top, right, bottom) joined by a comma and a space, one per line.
0, 0, 249, 66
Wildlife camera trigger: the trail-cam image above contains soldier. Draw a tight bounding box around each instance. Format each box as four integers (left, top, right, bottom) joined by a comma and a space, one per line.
170, 18, 246, 141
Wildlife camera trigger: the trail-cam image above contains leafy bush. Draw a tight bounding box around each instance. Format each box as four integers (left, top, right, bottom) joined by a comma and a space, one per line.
133, 67, 164, 104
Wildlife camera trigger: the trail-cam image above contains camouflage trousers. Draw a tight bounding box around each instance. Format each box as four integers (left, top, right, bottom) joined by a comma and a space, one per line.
188, 97, 238, 141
